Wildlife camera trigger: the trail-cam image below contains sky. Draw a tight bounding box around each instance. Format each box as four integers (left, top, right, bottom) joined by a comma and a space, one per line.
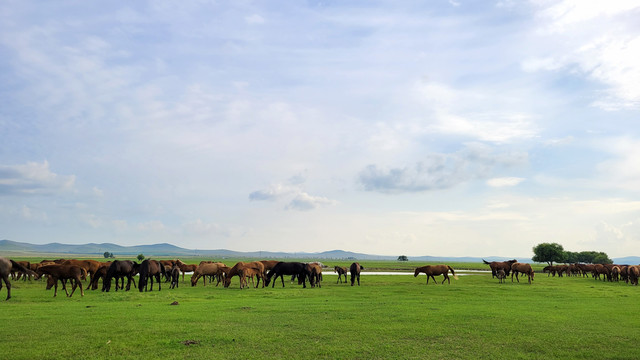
1, 1, 639, 258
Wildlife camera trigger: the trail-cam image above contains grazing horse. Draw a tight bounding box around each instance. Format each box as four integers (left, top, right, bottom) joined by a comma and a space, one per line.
170, 264, 180, 289
413, 264, 458, 285
306, 263, 323, 288
223, 262, 265, 288
12, 261, 31, 281
61, 259, 102, 290
103, 260, 138, 292
36, 265, 86, 297
191, 262, 226, 287
89, 262, 111, 290
483, 259, 517, 278
138, 259, 163, 292
496, 269, 506, 283
350, 262, 363, 286
628, 265, 640, 286
265, 262, 311, 288
511, 262, 534, 284
334, 266, 348, 284
1, 257, 38, 300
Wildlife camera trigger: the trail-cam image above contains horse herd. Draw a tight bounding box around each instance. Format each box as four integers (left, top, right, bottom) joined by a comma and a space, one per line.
0, 256, 367, 300
3, 255, 638, 301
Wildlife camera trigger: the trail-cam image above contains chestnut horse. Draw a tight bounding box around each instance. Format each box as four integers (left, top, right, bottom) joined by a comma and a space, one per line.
511, 262, 534, 284
36, 264, 86, 297
414, 265, 458, 284
224, 262, 266, 288
240, 266, 265, 289
61, 259, 102, 290
307, 263, 323, 288
191, 262, 226, 287
1, 257, 38, 300
175, 259, 198, 282
350, 262, 363, 286
334, 266, 348, 284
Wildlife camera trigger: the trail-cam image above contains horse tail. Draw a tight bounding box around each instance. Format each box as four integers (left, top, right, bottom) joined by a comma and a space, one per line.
81, 267, 88, 281
482, 259, 491, 265
448, 266, 459, 280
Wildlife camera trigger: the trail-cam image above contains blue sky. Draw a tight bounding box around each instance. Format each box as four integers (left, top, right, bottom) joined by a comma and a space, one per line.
1, 1, 639, 258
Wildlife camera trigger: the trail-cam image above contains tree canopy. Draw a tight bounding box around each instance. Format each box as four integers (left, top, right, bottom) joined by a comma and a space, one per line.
397, 255, 409, 261
532, 242, 565, 266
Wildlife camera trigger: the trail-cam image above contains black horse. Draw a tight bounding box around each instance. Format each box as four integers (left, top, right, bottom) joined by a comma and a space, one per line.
350, 262, 364, 286
103, 260, 138, 292
138, 259, 163, 292
265, 262, 311, 288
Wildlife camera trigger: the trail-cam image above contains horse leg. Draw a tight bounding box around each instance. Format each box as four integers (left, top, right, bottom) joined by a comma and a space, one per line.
157, 274, 161, 291
1, 275, 10, 300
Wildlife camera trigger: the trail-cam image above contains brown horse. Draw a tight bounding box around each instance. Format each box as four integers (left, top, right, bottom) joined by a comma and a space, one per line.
334, 266, 348, 284
138, 259, 163, 292
36, 264, 87, 297
61, 259, 103, 290
510, 262, 534, 284
240, 266, 265, 289
350, 262, 363, 286
89, 262, 111, 290
224, 262, 265, 288
191, 262, 226, 287
413, 265, 458, 284
170, 264, 180, 289
306, 263, 323, 288
175, 259, 198, 282
628, 265, 640, 286
1, 257, 39, 300
496, 269, 506, 283
483, 259, 517, 278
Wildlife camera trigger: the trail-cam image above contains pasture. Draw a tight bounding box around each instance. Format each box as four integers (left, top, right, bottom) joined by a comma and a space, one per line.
1, 262, 639, 359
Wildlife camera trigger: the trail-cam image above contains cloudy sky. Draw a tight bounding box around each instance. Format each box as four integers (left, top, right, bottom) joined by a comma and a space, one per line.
1, 1, 639, 258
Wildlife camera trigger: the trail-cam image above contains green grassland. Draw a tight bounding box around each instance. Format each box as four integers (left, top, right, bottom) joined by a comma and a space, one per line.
1, 260, 638, 359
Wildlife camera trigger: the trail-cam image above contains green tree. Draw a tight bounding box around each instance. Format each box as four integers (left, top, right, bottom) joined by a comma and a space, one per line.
397, 255, 409, 261
592, 253, 613, 264
137, 253, 145, 261
532, 242, 565, 266
103, 251, 114, 258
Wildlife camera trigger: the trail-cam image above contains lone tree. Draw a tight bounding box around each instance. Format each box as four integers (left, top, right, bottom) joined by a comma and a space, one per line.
137, 253, 145, 261
532, 242, 565, 266
103, 251, 114, 259
397, 255, 409, 261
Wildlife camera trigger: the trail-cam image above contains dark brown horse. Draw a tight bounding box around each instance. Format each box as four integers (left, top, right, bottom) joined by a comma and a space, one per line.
413, 265, 458, 284
350, 262, 363, 286
1, 257, 38, 300
170, 264, 180, 289
265, 262, 311, 288
483, 259, 517, 278
36, 264, 87, 297
334, 266, 348, 284
511, 262, 534, 284
103, 260, 138, 292
89, 262, 111, 290
138, 259, 163, 292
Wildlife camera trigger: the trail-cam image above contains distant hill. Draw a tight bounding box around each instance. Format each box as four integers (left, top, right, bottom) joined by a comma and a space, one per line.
612, 256, 640, 264
0, 239, 533, 262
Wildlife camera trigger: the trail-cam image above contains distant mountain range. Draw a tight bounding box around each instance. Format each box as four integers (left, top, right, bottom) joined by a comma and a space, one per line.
3, 239, 636, 264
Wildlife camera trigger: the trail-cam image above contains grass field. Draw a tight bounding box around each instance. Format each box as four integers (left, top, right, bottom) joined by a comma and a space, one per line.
1, 260, 638, 359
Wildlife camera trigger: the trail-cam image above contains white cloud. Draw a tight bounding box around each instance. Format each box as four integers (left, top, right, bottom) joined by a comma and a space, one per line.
487, 177, 525, 187
0, 161, 75, 195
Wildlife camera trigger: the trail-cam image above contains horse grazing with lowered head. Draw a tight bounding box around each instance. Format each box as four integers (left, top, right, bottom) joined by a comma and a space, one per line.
265, 262, 311, 288
224, 262, 265, 288
511, 262, 534, 284
170, 264, 180, 289
414, 264, 458, 284
103, 260, 138, 292
138, 259, 163, 292
306, 263, 323, 288
628, 265, 640, 286
350, 262, 363, 286
334, 266, 348, 284
1, 257, 39, 300
191, 262, 226, 287
36, 264, 87, 297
